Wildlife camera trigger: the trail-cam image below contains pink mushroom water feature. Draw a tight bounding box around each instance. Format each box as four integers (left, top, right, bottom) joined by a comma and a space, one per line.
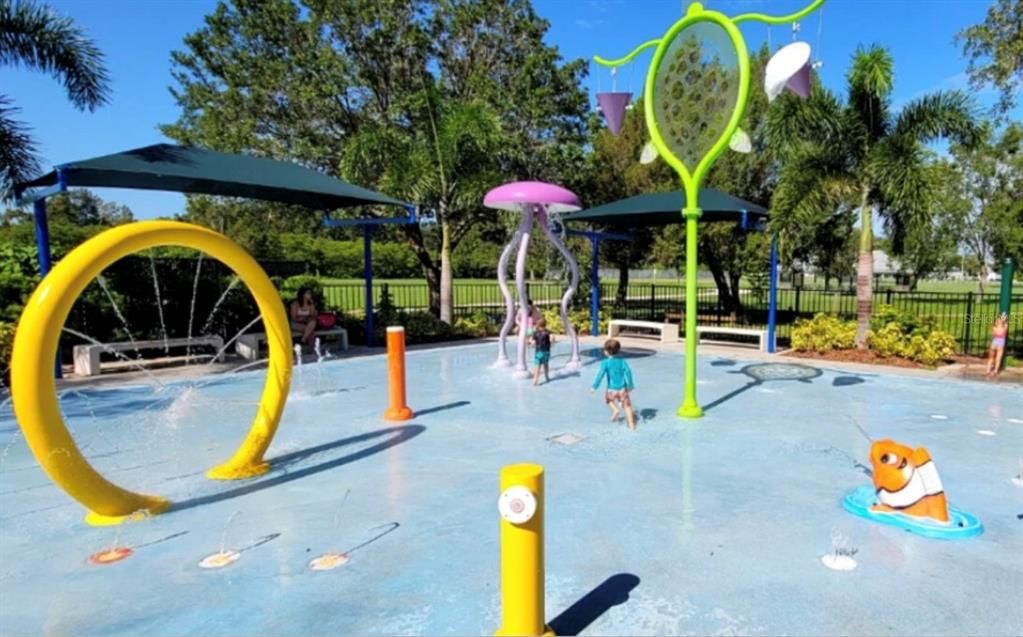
484, 181, 583, 378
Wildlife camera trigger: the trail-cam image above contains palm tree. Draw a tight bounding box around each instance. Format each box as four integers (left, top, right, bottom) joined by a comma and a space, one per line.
1, 0, 110, 189
767, 44, 981, 348
342, 81, 502, 323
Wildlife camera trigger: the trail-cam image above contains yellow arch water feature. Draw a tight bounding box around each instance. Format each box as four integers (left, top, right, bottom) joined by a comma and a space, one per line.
10, 221, 294, 525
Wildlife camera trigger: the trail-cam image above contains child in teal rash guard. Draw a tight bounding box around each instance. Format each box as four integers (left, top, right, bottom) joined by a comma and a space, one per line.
591, 338, 637, 430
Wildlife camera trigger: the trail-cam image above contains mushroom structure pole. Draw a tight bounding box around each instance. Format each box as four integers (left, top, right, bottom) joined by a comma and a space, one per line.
538, 209, 582, 370
512, 206, 536, 379
494, 223, 526, 368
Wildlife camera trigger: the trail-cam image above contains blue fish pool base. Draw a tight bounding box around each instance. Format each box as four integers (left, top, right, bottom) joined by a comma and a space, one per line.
842, 485, 984, 540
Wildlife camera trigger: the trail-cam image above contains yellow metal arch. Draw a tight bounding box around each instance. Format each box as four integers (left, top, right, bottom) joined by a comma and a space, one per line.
10, 221, 294, 525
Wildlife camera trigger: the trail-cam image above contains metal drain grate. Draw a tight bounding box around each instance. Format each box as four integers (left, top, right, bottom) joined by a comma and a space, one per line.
548, 433, 584, 445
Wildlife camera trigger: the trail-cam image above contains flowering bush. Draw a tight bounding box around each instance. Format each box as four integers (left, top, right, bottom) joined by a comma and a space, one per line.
791, 314, 857, 352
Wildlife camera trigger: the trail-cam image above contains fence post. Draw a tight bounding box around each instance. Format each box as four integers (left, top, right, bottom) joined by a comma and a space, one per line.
794, 286, 801, 319
649, 284, 656, 321
885, 289, 892, 306
963, 291, 974, 356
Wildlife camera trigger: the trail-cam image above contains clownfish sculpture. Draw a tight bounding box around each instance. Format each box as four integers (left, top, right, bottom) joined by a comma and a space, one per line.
869, 440, 950, 523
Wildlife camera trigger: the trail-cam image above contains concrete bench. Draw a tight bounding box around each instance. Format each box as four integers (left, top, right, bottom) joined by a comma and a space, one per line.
73, 336, 225, 377
235, 327, 349, 361
695, 326, 772, 352
607, 319, 679, 343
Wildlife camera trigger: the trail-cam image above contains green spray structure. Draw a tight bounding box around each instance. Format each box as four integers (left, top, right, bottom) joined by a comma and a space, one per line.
594, 0, 826, 418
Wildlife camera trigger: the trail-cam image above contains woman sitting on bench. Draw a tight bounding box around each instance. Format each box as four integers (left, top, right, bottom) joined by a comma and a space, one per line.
290, 287, 318, 346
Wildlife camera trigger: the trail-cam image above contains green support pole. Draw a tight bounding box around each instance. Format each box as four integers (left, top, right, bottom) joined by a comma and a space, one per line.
679, 210, 702, 418
998, 258, 1014, 370
595, 0, 826, 419
998, 258, 1013, 317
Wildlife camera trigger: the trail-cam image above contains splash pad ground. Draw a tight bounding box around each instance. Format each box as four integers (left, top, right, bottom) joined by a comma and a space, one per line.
1, 340, 1020, 636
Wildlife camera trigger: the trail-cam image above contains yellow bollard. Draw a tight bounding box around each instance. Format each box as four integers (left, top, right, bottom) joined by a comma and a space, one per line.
496, 463, 554, 636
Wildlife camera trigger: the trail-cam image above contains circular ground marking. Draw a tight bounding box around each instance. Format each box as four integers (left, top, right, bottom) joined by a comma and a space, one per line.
976, 430, 997, 437
199, 550, 240, 569
821, 554, 857, 571
309, 552, 349, 571
89, 547, 133, 565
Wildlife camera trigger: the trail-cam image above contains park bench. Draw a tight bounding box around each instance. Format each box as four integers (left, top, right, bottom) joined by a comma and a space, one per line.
607, 319, 679, 343
72, 336, 225, 377
695, 326, 772, 352
235, 327, 349, 361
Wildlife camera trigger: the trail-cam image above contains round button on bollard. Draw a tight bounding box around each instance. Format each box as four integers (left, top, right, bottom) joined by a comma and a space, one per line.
499, 486, 537, 525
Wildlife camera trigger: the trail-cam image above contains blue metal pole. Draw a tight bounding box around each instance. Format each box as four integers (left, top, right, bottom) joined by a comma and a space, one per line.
590, 235, 600, 337
767, 235, 779, 354
33, 198, 62, 378
363, 225, 375, 348
33, 198, 53, 276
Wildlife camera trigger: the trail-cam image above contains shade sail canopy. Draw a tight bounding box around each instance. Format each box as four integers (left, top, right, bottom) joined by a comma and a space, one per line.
560, 188, 768, 227
16, 144, 410, 210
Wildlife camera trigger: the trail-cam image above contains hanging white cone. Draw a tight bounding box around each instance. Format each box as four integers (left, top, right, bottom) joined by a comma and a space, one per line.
765, 41, 812, 102
640, 141, 658, 164
729, 128, 752, 153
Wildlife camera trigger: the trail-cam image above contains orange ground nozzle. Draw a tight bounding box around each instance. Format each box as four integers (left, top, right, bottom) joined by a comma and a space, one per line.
383, 326, 414, 421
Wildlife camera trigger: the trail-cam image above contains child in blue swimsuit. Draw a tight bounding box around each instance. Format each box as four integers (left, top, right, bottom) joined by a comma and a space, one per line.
591, 338, 637, 430
532, 318, 553, 385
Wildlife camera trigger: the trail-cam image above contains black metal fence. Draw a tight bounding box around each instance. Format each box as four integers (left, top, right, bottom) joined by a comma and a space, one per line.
320, 281, 1022, 357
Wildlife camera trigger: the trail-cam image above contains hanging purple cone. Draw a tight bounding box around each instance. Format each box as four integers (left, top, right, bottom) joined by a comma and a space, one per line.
765, 42, 812, 102
596, 92, 632, 135
785, 63, 811, 99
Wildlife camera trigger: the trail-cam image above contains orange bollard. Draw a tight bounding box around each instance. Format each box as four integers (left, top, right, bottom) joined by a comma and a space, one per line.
383, 326, 414, 421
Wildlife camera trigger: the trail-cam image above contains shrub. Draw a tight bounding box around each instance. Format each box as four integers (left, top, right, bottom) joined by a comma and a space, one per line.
791, 313, 856, 352
0, 321, 15, 386
454, 311, 499, 338
541, 306, 565, 334
867, 305, 958, 365
569, 306, 610, 336
867, 323, 905, 358
402, 311, 453, 342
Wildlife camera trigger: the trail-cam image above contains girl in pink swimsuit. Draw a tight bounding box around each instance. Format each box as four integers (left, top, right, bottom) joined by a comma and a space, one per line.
986, 313, 1008, 377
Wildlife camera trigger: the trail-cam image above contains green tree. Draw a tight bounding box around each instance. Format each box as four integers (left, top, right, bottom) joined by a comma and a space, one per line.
701, 45, 776, 315
767, 44, 981, 348
163, 0, 588, 320
893, 160, 969, 285
342, 88, 502, 322
178, 196, 326, 257
0, 0, 110, 187
577, 102, 665, 305
947, 123, 1023, 292
956, 0, 1023, 117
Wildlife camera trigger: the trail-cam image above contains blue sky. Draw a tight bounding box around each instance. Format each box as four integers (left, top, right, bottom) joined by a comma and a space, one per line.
1, 0, 1013, 219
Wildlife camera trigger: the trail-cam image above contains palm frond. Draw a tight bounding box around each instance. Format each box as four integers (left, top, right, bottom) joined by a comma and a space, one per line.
765, 84, 847, 155
0, 0, 110, 110
893, 89, 982, 148
868, 135, 931, 254
770, 141, 857, 238
846, 44, 893, 144
0, 94, 40, 187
